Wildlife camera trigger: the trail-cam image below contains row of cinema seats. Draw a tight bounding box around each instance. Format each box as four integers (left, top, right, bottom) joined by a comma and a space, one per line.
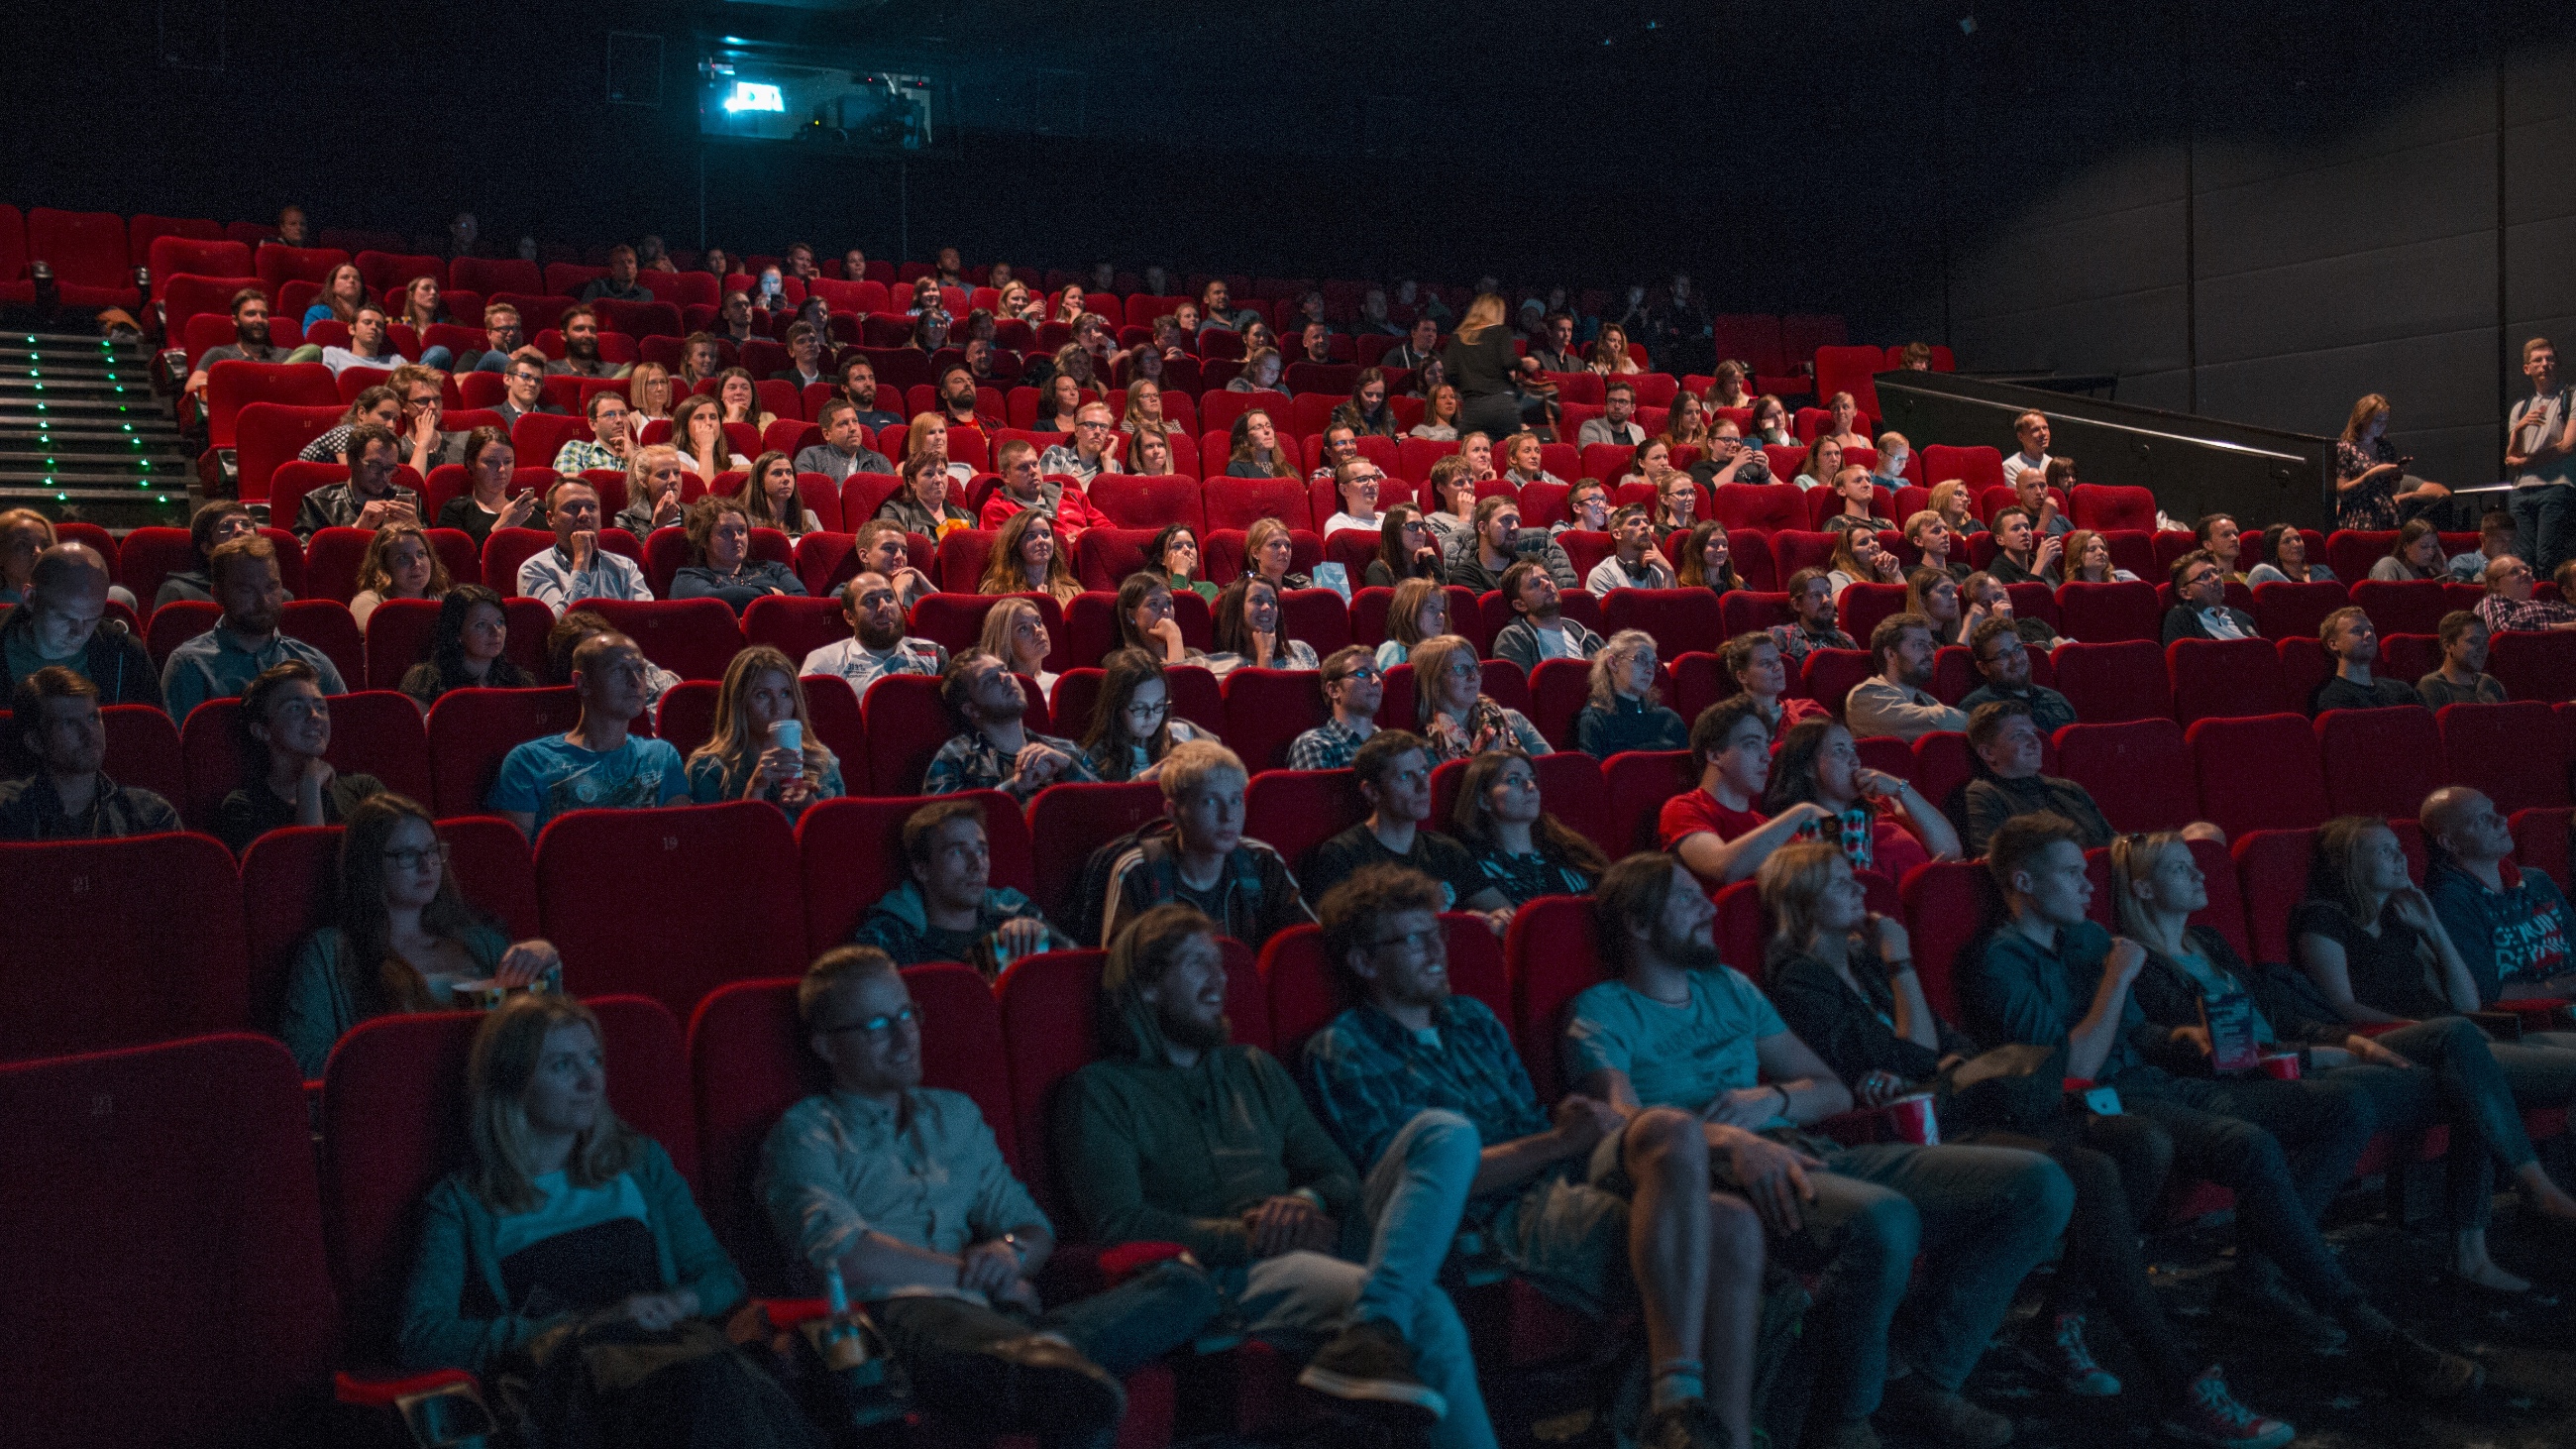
16, 828, 2567, 1445
15, 694, 2576, 1068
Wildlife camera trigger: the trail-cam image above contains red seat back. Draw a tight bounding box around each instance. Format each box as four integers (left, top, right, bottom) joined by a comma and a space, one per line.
2166, 637, 2289, 724
2189, 714, 2329, 837
2068, 485, 2157, 531
423, 685, 583, 817
1024, 780, 1173, 933
1899, 859, 2004, 1022
0, 834, 250, 1060
2438, 702, 2571, 812
2490, 629, 2576, 704
1799, 648, 1875, 720
2250, 581, 2349, 642
178, 690, 431, 836
1505, 896, 1607, 1101
2315, 707, 2445, 819
2347, 579, 2455, 637
2054, 581, 2161, 643
580, 598, 747, 681
1919, 445, 2004, 492
1243, 768, 1369, 876
1260, 914, 1512, 1067
795, 791, 1033, 956
1601, 748, 1697, 854
2052, 639, 2173, 724
1222, 667, 1332, 770
2053, 719, 2199, 833
2231, 829, 2320, 965
857, 673, 961, 795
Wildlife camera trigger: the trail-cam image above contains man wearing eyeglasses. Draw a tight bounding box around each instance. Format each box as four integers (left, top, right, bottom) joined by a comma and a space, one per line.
1288, 647, 1385, 771
855, 799, 1070, 971
551, 391, 633, 476
1038, 402, 1125, 486
1301, 732, 1512, 931
492, 357, 562, 431
2474, 553, 2576, 634
762, 946, 1222, 1446
1955, 616, 2076, 735
2159, 551, 2258, 645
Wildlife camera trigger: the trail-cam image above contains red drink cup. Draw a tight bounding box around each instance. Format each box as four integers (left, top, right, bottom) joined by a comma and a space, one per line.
2256, 1052, 2302, 1080
1884, 1092, 1940, 1146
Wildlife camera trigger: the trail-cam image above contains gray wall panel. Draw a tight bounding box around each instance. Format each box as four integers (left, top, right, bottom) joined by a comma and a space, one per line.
2194, 134, 2497, 279
2195, 234, 2497, 366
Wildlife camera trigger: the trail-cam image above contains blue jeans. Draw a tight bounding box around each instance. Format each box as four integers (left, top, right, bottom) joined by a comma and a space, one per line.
2129, 1077, 2374, 1307
2330, 1016, 2554, 1231
1216, 1109, 1494, 1449
2511, 484, 2576, 576
1779, 1141, 2072, 1423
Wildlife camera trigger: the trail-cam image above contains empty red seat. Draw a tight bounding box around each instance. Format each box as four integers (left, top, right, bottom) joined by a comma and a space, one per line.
1504, 897, 1606, 1099
2189, 714, 2329, 838
18, 207, 135, 306
1708, 486, 1808, 533
2166, 637, 2289, 724
234, 400, 348, 500
1600, 748, 1696, 855
2346, 579, 2455, 637
1834, 582, 1911, 644
857, 673, 960, 796
423, 685, 582, 817
796, 791, 1033, 956
2051, 639, 2172, 724
537, 802, 804, 1020
2314, 707, 2445, 819
1222, 667, 1333, 770
2068, 485, 2157, 531
2054, 719, 2200, 833
2231, 829, 2319, 965
2250, 581, 2350, 641
1, 1034, 338, 1446
1204, 477, 1313, 530
1799, 648, 1874, 720
1090, 474, 1206, 531
2325, 531, 2401, 582
2438, 702, 2570, 811
0, 833, 251, 1060
254, 243, 351, 291
1919, 444, 2004, 492
1897, 858, 2003, 1021
2511, 806, 2574, 890
1241, 767, 1368, 878
578, 598, 747, 681
2489, 629, 2576, 703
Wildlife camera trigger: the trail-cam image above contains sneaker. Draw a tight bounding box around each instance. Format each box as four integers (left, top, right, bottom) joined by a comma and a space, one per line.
1296, 1318, 1448, 1423
2374, 1330, 2484, 1400
2044, 1311, 2121, 1396
2219, 1262, 2346, 1355
1876, 1374, 2014, 1449
2159, 1366, 2295, 1449
1636, 1397, 1736, 1449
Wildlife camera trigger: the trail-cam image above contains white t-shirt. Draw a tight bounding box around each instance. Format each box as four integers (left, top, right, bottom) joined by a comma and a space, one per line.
2512, 389, 2572, 487
2002, 450, 2051, 485
1325, 510, 1382, 535
1533, 622, 1578, 660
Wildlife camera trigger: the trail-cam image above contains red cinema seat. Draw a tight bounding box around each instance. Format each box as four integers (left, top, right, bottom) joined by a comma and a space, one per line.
2325, 532, 2401, 582
1920, 445, 2004, 492
21, 207, 136, 307
1799, 648, 1874, 721
2347, 580, 2454, 637
2055, 581, 2161, 643
2231, 829, 2319, 965
796, 791, 1032, 957
1090, 474, 1207, 531
0, 833, 251, 1060
2439, 702, 2570, 812
580, 598, 746, 681
858, 673, 959, 796
2051, 639, 2172, 724
1709, 485, 1809, 533
1504, 896, 1606, 1101
0, 1035, 338, 1448
204, 361, 336, 450
537, 802, 805, 1021
2250, 581, 2349, 642
2315, 707, 2445, 819
1718, 591, 1794, 636
933, 529, 998, 594
2166, 637, 2290, 724
1223, 667, 1332, 770
235, 401, 348, 500
450, 257, 542, 295
2511, 806, 2574, 890
177, 690, 432, 836
1898, 859, 2004, 1023
1602, 748, 1696, 855
1600, 588, 1725, 652
255, 244, 351, 291
2053, 719, 2199, 833
2068, 485, 2157, 531
1523, 658, 1597, 749
1205, 477, 1313, 531
1261, 914, 1512, 1066
2489, 629, 2576, 704
424, 685, 582, 818
742, 594, 848, 667
1244, 768, 1369, 875
2189, 714, 2330, 838
1023, 779, 1172, 936
1835, 582, 1911, 645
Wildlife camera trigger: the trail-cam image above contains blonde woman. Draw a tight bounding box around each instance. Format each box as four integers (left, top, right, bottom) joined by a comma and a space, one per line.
1410, 632, 1548, 761
977, 508, 1082, 605
1589, 321, 1643, 376
1227, 347, 1285, 393
1376, 576, 1450, 668
349, 521, 454, 631
979, 595, 1060, 696
617, 443, 689, 534
1444, 292, 1522, 441
1241, 515, 1315, 592
626, 361, 675, 427
1120, 378, 1171, 437
1127, 425, 1177, 478
685, 643, 843, 819
1573, 628, 1687, 757
1826, 526, 1904, 600
1928, 479, 1987, 535
905, 411, 976, 484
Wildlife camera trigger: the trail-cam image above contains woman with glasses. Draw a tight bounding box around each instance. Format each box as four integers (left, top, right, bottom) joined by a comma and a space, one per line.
274, 793, 563, 1077
1449, 749, 1608, 908
1082, 647, 1213, 782
1411, 633, 1549, 762
218, 659, 390, 854
1366, 503, 1445, 587
1573, 628, 1687, 758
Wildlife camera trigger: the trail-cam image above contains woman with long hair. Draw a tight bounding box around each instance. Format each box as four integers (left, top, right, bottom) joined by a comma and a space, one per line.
1759, 717, 1959, 877
1449, 749, 1608, 907
1082, 647, 1213, 782
904, 412, 974, 485
627, 361, 675, 427
1409, 384, 1463, 441
685, 644, 842, 817
1225, 408, 1300, 479
715, 366, 777, 431
1674, 519, 1744, 596
2245, 524, 2332, 586
737, 450, 820, 537
1227, 347, 1286, 393
1367, 503, 1445, 587
217, 659, 390, 854
1760, 839, 2298, 1443
1410, 633, 1549, 760
1121, 378, 1170, 437
400, 585, 534, 710
2369, 518, 2448, 582
1826, 526, 1904, 600
978, 509, 1081, 605
668, 394, 740, 485
1928, 480, 1987, 536
1821, 391, 1872, 451
671, 495, 805, 612
979, 595, 1060, 696
1906, 567, 1967, 647
392, 277, 455, 368
1658, 392, 1710, 452
1444, 292, 1525, 442
2060, 528, 2141, 585
434, 429, 537, 547
1588, 321, 1642, 376
395, 995, 816, 1445
304, 262, 371, 325
1621, 438, 1679, 492
1207, 575, 1319, 677
2335, 392, 2448, 529
1241, 516, 1315, 592
1127, 425, 1177, 479
351, 521, 455, 631
1573, 628, 1687, 757
1376, 577, 1449, 668
1041, 373, 1086, 434
1117, 571, 1200, 664
616, 443, 690, 536
1793, 435, 1845, 492
1720, 630, 1827, 734
1146, 521, 1217, 603
274, 794, 561, 1076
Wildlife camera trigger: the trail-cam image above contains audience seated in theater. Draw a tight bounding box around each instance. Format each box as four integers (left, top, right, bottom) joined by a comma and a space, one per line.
489, 629, 686, 836
299, 263, 369, 330
1287, 647, 1385, 771
1962, 815, 2483, 1397
1119, 378, 1173, 439
1556, 479, 1613, 539
1302, 731, 1512, 925
1498, 431, 1564, 490
1766, 716, 1961, 878
1410, 633, 1549, 762
1310, 424, 1363, 485
684, 646, 842, 820
2007, 462, 2070, 542
1825, 526, 1904, 602
492, 356, 561, 431
396, 997, 819, 1446
1570, 852, 2074, 1448
162, 534, 347, 723
1758, 840, 2296, 1446
294, 424, 423, 540
435, 430, 537, 548
1128, 524, 1210, 608
1870, 432, 1913, 490
1304, 863, 1756, 1449
1228, 347, 1287, 395
931, 365, 992, 434
216, 659, 385, 852
1655, 522, 1733, 605
1790, 436, 1843, 495
1083, 647, 1213, 782
2420, 787, 2576, 1028
183, 287, 290, 397
1492, 561, 1604, 674
922, 649, 1096, 803
2415, 611, 2506, 707
852, 805, 1065, 972
801, 571, 946, 698
2445, 508, 2516, 582
840, 521, 930, 617
1899, 514, 1967, 586
155, 501, 258, 607
1407, 383, 1460, 442
2160, 551, 2257, 645
835, 356, 901, 431
1415, 457, 1473, 543
979, 596, 1059, 698
1222, 407, 1297, 480
552, 390, 635, 476
348, 522, 452, 633
1039, 403, 1126, 488
274, 794, 561, 1077
544, 303, 633, 380
757, 947, 1204, 1448
2243, 523, 2332, 586
673, 394, 751, 484
1573, 629, 1686, 758
2193, 514, 2247, 583
1903, 567, 1965, 648
674, 333, 722, 391
541, 613, 674, 721
1659, 394, 1712, 455
2367, 519, 2447, 583
1359, 507, 1441, 595
2050, 528, 2131, 587
771, 321, 828, 390
1767, 569, 1858, 666
1056, 902, 1477, 1433
1662, 699, 1826, 887
457, 299, 539, 377
1714, 631, 1819, 738
971, 510, 1079, 608
1957, 617, 2075, 734
1096, 746, 1311, 947
1928, 480, 1987, 539
519, 480, 651, 614
1651, 469, 1701, 534
1958, 701, 2118, 857
1820, 468, 1894, 538
2475, 554, 2576, 633
671, 496, 804, 613
795, 400, 893, 486
730, 452, 813, 540
576, 244, 649, 304
877, 451, 976, 539
1995, 410, 2054, 492
1845, 613, 1968, 743
1375, 577, 1450, 669
715, 289, 760, 344
2308, 607, 2422, 714
1324, 460, 1389, 537
1108, 572, 1193, 669
0, 542, 160, 709
399, 586, 534, 710
1325, 369, 1396, 440
1207, 575, 1321, 678
0, 666, 179, 839
1125, 424, 1178, 479
379, 364, 473, 476
1983, 507, 2059, 588
2334, 392, 2447, 530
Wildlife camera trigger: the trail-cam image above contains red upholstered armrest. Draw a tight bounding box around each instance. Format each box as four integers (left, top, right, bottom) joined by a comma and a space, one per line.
333, 1368, 475, 1408
1810, 1103, 1911, 1147
2347, 1020, 2415, 1038
2491, 998, 2570, 1025
1097, 1241, 1192, 1283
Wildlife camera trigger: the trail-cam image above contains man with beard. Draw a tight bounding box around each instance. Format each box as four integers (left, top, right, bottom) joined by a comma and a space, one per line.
292, 423, 422, 538
1054, 900, 1475, 1436
0, 667, 181, 839
838, 355, 902, 431
921, 649, 1097, 802
935, 364, 998, 432
1844, 613, 1968, 742
516, 480, 651, 614
800, 571, 946, 697
1490, 560, 1604, 674
852, 800, 1070, 969
185, 287, 290, 396
1098, 740, 1308, 949
546, 303, 633, 379
161, 533, 347, 722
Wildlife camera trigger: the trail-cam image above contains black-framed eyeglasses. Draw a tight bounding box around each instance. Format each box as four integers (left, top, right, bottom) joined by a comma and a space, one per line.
1370, 926, 1443, 954
820, 1003, 924, 1038
381, 842, 452, 872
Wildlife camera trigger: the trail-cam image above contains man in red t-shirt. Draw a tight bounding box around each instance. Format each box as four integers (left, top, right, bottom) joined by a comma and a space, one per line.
1660, 697, 1833, 888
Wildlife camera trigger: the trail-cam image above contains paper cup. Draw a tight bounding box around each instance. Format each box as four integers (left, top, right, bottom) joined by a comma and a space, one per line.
1884, 1092, 1940, 1146
770, 720, 804, 752
2256, 1052, 2302, 1081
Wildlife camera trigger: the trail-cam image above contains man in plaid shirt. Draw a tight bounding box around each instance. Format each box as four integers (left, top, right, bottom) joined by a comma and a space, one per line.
1302, 864, 1767, 1449
1766, 569, 1859, 667
1286, 647, 1384, 771
920, 650, 1098, 802
551, 391, 633, 476
2473, 556, 2576, 634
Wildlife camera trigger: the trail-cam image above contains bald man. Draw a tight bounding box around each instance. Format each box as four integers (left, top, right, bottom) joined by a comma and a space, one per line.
0, 543, 161, 711
2420, 786, 2576, 1031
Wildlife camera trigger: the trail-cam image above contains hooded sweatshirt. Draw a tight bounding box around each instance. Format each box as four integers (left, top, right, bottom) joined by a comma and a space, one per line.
851, 877, 1068, 972
1052, 947, 1358, 1266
